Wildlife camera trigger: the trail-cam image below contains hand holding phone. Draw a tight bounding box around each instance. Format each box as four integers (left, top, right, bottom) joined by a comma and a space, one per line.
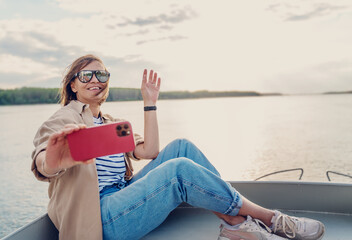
67, 121, 135, 161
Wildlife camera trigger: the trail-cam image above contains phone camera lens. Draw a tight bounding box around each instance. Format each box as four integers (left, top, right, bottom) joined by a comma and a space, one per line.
117, 125, 122, 130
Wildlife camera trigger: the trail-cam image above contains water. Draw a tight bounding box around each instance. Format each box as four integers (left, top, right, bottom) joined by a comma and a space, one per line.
1, 94, 352, 237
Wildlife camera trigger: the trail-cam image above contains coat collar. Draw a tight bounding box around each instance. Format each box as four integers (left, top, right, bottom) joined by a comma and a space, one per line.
67, 100, 113, 123
67, 100, 90, 115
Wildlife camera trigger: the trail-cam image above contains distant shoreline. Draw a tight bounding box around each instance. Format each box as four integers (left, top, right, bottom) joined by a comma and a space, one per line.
0, 87, 351, 106
0, 87, 282, 106
323, 91, 352, 95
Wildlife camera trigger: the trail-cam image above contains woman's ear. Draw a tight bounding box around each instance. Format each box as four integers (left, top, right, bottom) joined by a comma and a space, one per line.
70, 81, 77, 93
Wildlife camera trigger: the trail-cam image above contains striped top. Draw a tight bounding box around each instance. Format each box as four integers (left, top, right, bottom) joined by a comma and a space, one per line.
93, 116, 126, 192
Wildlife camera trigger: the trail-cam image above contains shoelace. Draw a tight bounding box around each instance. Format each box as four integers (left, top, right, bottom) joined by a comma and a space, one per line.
252, 218, 273, 234
272, 214, 297, 238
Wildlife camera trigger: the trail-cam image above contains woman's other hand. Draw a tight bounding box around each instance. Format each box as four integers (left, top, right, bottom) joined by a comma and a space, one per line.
134, 69, 161, 160
141, 69, 161, 106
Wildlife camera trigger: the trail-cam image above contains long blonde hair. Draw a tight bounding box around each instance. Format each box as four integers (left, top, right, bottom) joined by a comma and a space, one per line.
60, 54, 109, 106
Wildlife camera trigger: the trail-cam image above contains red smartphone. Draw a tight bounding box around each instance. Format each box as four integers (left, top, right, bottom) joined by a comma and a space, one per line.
67, 121, 135, 161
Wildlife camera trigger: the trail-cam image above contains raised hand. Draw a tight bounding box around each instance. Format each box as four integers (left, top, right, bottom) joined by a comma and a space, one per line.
141, 69, 161, 106
133, 69, 161, 160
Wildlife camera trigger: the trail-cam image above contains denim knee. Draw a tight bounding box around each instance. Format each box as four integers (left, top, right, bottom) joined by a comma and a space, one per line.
169, 138, 192, 147
171, 138, 198, 151
166, 157, 198, 176
162, 157, 242, 216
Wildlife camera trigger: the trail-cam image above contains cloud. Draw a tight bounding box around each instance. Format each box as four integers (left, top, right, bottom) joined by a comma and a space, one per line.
286, 3, 348, 21
0, 27, 158, 89
0, 31, 87, 74
1, 32, 62, 63
56, 0, 197, 27
136, 35, 187, 45
101, 5, 196, 45
56, 0, 193, 16
102, 55, 159, 89
0, 31, 96, 87
0, 10, 171, 88
263, 59, 352, 94
55, 0, 197, 45
267, 1, 350, 21
0, 72, 60, 89
0, 54, 61, 88
0, 0, 351, 94
116, 6, 196, 27
102, 6, 194, 45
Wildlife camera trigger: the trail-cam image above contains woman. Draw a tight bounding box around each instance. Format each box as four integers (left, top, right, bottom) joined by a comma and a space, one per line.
31, 54, 325, 240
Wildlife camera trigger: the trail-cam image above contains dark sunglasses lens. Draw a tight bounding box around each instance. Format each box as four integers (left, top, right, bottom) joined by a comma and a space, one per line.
78, 71, 93, 83
96, 71, 109, 83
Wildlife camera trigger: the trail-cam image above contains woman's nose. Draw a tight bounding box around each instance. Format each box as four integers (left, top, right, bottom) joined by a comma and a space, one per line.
90, 73, 99, 83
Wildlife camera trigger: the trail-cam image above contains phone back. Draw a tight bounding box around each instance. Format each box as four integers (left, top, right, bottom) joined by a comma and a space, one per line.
67, 121, 135, 161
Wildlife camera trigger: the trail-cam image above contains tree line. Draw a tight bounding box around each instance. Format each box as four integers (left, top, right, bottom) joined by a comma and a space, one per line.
0, 87, 265, 105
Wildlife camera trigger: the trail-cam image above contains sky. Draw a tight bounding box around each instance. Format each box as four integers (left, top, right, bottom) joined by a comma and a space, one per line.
0, 0, 351, 94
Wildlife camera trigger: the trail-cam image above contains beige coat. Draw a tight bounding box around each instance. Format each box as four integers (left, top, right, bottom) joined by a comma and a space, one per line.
31, 101, 144, 240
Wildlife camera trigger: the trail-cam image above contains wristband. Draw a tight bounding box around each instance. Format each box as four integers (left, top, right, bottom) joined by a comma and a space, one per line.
144, 106, 157, 111
42, 159, 66, 177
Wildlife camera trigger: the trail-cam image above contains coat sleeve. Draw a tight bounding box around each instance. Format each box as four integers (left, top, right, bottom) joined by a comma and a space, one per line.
126, 132, 144, 161
31, 109, 81, 181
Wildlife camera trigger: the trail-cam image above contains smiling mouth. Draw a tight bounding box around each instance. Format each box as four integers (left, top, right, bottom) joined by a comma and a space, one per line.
88, 86, 102, 90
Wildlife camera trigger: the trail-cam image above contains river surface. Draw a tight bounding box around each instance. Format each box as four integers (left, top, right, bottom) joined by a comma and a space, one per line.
1, 94, 352, 237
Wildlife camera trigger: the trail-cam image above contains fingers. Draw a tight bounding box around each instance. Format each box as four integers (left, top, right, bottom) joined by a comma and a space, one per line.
63, 124, 86, 135
78, 123, 87, 129
144, 69, 160, 87
82, 159, 95, 165
148, 69, 154, 84
48, 124, 86, 145
142, 69, 147, 85
152, 71, 157, 85
64, 123, 86, 130
156, 77, 161, 89
47, 131, 65, 145
61, 127, 79, 136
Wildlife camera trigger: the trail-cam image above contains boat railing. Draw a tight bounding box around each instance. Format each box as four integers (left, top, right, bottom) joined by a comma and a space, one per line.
254, 168, 304, 181
326, 170, 352, 181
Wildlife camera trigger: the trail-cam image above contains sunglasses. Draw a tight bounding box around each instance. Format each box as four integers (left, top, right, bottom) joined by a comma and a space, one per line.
73, 70, 110, 83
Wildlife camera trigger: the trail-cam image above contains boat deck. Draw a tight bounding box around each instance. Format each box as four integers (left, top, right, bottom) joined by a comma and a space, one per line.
144, 181, 352, 239
3, 181, 352, 240
143, 206, 352, 239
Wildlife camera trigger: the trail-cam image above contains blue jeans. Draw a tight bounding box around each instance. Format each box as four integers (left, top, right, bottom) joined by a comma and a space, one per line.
100, 139, 242, 240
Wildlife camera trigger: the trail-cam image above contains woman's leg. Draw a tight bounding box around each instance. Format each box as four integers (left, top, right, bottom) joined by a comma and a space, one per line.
101, 157, 242, 240
130, 138, 220, 184
130, 139, 274, 227
214, 197, 275, 226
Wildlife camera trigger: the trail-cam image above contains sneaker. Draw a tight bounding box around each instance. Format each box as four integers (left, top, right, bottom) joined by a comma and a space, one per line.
271, 210, 325, 240
218, 216, 288, 240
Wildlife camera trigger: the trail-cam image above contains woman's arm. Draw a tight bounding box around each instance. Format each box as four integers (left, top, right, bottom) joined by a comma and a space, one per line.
133, 69, 161, 159
35, 124, 94, 177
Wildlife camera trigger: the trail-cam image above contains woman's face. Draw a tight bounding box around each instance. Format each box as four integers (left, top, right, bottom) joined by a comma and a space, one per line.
70, 61, 109, 105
